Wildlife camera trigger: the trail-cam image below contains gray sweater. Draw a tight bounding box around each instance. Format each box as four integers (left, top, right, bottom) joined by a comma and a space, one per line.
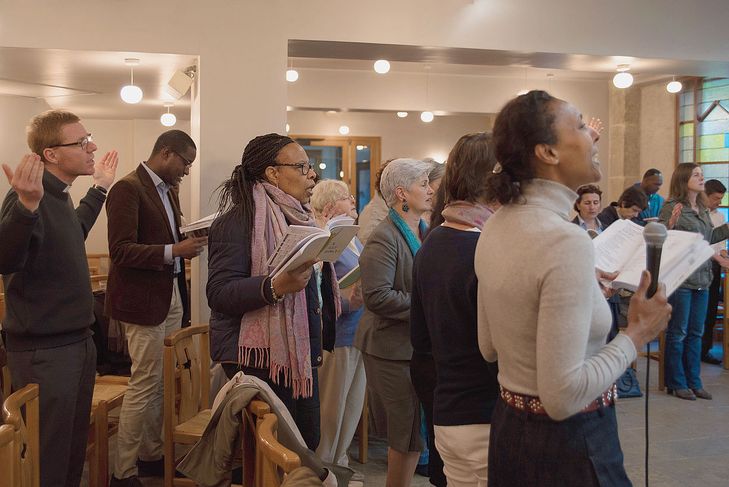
476, 179, 636, 420
0, 171, 105, 351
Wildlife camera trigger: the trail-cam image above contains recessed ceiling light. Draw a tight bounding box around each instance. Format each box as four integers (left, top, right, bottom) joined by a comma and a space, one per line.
286, 69, 299, 82
339, 125, 350, 135
374, 59, 391, 74
397, 111, 408, 118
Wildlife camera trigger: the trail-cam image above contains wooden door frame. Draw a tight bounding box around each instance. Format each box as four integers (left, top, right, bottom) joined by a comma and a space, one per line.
290, 135, 382, 200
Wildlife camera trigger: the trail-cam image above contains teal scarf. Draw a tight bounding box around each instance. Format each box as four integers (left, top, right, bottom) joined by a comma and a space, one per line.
388, 208, 427, 256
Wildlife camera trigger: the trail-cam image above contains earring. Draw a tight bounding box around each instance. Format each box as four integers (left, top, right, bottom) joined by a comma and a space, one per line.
402, 201, 409, 213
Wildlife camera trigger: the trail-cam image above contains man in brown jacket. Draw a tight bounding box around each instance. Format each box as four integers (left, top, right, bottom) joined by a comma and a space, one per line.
106, 130, 206, 487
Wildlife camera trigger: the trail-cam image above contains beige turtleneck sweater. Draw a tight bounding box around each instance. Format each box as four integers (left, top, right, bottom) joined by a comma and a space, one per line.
475, 179, 637, 421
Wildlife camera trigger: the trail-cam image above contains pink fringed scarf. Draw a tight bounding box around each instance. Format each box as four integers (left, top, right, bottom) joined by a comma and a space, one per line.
239, 182, 341, 398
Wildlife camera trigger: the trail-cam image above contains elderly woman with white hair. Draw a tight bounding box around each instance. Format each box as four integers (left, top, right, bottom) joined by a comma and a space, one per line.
309, 179, 367, 470
354, 158, 434, 487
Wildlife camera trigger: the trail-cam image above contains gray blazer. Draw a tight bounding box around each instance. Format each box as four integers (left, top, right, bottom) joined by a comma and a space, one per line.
354, 215, 414, 361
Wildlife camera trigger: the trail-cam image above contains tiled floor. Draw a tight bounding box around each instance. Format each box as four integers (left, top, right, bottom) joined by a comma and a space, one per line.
90, 349, 729, 486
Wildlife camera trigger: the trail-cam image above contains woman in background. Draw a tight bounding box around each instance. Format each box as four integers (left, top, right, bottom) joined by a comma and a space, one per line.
411, 132, 500, 487
659, 163, 729, 400
572, 184, 604, 236
310, 179, 367, 469
355, 158, 433, 487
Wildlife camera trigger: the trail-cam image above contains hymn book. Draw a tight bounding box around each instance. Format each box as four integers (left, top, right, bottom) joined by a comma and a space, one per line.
593, 219, 715, 296
267, 215, 359, 278
179, 212, 219, 237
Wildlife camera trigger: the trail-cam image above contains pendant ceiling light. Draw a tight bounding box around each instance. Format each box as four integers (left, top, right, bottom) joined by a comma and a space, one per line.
160, 103, 176, 127
667, 77, 683, 93
612, 64, 634, 89
120, 58, 143, 104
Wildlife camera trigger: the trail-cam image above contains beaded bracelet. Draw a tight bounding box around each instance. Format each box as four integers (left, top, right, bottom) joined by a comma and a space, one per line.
269, 277, 284, 304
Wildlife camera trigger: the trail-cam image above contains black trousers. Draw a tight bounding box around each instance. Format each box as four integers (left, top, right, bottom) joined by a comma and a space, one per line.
222, 363, 321, 451
410, 352, 447, 487
7, 336, 96, 487
488, 399, 631, 487
702, 260, 722, 358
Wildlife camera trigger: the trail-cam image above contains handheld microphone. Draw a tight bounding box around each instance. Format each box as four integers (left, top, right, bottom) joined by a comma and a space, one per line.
643, 222, 668, 298
641, 221, 668, 487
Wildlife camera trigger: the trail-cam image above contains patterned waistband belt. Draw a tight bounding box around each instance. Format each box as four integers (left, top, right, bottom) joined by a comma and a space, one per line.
500, 384, 617, 415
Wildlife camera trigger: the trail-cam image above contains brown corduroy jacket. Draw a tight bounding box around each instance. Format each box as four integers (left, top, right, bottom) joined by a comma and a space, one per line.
105, 164, 189, 326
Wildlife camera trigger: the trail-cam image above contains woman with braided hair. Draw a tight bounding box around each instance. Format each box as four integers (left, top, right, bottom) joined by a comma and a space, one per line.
206, 133, 340, 450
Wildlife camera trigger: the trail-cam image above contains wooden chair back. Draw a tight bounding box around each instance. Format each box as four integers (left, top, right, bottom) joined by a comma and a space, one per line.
164, 325, 210, 426
2, 383, 39, 487
90, 275, 108, 293
241, 400, 271, 487
87, 254, 110, 275
0, 424, 14, 487
256, 413, 301, 487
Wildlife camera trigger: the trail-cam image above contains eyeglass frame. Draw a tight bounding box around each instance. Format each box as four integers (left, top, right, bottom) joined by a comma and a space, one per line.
272, 161, 312, 175
172, 150, 195, 167
49, 134, 94, 151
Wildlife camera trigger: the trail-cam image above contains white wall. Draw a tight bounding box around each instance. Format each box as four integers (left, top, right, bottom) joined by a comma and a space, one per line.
0, 95, 52, 197
288, 110, 493, 164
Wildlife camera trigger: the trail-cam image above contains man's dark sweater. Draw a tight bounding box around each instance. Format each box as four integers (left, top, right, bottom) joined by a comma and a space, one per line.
0, 171, 105, 351
411, 225, 499, 426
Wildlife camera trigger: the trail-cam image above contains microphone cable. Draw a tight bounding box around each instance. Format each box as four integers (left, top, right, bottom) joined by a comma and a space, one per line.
644, 340, 651, 487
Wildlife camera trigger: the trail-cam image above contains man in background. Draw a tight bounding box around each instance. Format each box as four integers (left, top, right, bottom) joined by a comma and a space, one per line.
636, 168, 665, 222
702, 179, 728, 365
106, 130, 206, 487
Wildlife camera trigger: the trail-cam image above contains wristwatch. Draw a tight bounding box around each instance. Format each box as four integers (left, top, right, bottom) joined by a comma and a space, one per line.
92, 184, 108, 195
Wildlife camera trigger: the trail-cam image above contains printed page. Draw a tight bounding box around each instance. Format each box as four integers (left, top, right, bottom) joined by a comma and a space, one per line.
267, 225, 324, 269
611, 230, 708, 292
271, 234, 331, 278
593, 219, 644, 272
316, 225, 360, 262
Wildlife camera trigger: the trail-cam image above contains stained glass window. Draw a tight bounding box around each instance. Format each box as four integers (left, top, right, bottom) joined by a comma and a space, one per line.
679, 78, 729, 210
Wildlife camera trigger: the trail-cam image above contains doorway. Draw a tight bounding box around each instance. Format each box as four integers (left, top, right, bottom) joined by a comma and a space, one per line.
292, 135, 382, 211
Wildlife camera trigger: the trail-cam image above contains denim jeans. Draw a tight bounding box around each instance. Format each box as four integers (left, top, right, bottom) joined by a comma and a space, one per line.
665, 287, 709, 390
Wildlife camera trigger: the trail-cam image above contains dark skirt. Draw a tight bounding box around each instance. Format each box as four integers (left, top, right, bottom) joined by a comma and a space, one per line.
488, 398, 632, 487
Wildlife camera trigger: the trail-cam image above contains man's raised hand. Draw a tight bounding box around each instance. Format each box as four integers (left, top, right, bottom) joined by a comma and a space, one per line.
2, 154, 44, 212
93, 150, 119, 190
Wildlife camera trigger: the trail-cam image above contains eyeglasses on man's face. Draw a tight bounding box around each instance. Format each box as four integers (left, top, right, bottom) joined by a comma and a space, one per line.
172, 150, 195, 167
50, 135, 94, 151
273, 161, 312, 175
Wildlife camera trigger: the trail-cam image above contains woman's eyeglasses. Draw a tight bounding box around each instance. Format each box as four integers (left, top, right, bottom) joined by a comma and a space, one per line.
273, 161, 312, 175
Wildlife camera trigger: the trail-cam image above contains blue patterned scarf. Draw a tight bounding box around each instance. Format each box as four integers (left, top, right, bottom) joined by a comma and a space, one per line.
388, 208, 427, 256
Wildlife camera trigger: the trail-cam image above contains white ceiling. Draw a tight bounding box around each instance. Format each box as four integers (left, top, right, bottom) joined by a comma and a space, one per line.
289, 40, 729, 83
0, 47, 195, 120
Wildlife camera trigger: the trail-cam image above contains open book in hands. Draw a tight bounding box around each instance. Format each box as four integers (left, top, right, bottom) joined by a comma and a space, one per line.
593, 219, 714, 296
267, 215, 359, 279
179, 212, 220, 237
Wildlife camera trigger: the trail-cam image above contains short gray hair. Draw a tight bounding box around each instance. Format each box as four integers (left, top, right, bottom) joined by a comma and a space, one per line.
379, 158, 430, 207
310, 179, 349, 213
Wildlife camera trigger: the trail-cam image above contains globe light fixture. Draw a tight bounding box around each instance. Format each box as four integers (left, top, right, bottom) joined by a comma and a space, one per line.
612, 64, 634, 89
396, 111, 408, 118
667, 79, 683, 93
420, 111, 434, 123
374, 59, 391, 74
160, 104, 176, 127
120, 58, 143, 104
338, 125, 350, 135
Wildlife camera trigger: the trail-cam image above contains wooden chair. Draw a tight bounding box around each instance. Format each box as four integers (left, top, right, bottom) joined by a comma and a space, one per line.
87, 254, 110, 275
256, 413, 301, 487
2, 383, 39, 487
0, 424, 15, 487
87, 376, 129, 487
90, 274, 108, 293
241, 399, 271, 487
643, 332, 666, 391
163, 325, 211, 487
